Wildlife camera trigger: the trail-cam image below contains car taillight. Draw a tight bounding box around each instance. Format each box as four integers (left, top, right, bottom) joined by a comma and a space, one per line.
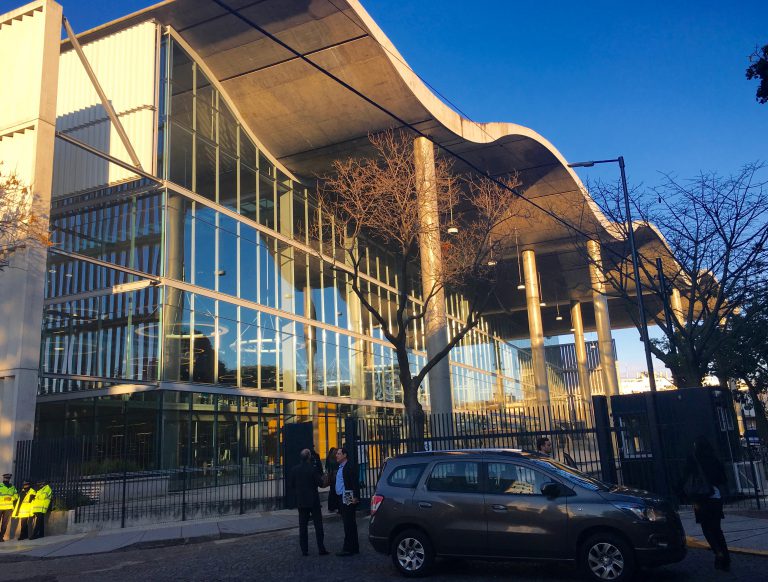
371, 494, 384, 516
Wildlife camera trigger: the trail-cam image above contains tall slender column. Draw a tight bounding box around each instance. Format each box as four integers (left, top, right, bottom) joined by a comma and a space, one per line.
0, 0, 62, 467
587, 240, 620, 396
522, 249, 550, 406
671, 287, 684, 327
414, 137, 452, 415
570, 300, 591, 403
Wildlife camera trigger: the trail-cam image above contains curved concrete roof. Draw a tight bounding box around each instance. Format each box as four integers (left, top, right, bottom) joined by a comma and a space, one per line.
69, 0, 682, 336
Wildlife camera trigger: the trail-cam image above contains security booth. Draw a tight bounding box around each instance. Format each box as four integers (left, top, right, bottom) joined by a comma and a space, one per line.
605, 387, 740, 497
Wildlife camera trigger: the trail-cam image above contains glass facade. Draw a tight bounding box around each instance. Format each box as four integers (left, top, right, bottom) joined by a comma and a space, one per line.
39, 32, 564, 448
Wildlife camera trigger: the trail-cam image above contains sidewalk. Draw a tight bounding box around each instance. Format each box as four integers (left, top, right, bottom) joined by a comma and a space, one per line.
0, 508, 336, 560
679, 509, 768, 556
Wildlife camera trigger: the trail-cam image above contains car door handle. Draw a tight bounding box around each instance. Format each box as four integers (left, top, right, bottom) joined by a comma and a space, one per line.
418, 502, 432, 509
491, 504, 507, 511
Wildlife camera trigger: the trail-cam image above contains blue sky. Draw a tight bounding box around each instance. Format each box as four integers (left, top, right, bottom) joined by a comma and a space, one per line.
60, 0, 768, 376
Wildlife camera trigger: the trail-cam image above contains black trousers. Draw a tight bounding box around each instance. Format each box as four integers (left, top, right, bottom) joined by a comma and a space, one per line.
340, 503, 359, 553
31, 513, 46, 539
17, 518, 30, 540
298, 505, 325, 554
697, 499, 729, 563
0, 509, 13, 541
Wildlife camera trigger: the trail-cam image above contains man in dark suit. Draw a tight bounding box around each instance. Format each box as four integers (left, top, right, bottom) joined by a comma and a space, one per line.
334, 446, 360, 556
288, 449, 329, 557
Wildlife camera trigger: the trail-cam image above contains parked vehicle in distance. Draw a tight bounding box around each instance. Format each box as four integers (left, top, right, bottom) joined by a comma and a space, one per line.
743, 429, 761, 447
369, 449, 686, 581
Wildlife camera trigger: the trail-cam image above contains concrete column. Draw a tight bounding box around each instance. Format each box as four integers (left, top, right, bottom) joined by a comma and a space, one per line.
570, 300, 591, 404
521, 249, 550, 406
587, 240, 620, 396
414, 137, 452, 415
671, 287, 684, 327
0, 0, 62, 467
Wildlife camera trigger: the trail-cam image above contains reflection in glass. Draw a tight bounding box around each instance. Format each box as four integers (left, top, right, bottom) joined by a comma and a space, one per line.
196, 138, 217, 202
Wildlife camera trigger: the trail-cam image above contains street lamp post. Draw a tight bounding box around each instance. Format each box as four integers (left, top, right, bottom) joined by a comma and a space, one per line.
568, 157, 657, 391
569, 156, 668, 495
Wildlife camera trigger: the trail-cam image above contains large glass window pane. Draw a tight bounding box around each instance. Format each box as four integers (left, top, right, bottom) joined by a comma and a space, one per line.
258, 233, 277, 308
239, 308, 258, 388
196, 76, 216, 143
293, 250, 307, 318
295, 324, 309, 392
194, 206, 216, 290
165, 192, 192, 283
219, 102, 238, 157
218, 310, 238, 385
191, 308, 216, 383
240, 162, 257, 221
161, 391, 190, 469
276, 171, 290, 234
170, 41, 193, 128
219, 151, 237, 211
240, 234, 258, 303
217, 395, 239, 466
195, 139, 217, 202
163, 294, 191, 382
294, 190, 307, 244
218, 215, 238, 297
258, 173, 275, 229
169, 123, 193, 190
260, 314, 278, 390
191, 392, 215, 468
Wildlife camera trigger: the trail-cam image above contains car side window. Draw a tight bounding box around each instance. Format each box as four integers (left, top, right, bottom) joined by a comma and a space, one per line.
427, 461, 480, 493
387, 464, 427, 488
487, 462, 549, 495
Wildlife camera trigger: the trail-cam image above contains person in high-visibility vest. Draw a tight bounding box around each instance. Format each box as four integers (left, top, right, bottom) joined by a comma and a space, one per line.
31, 480, 52, 540
0, 473, 18, 542
12, 481, 35, 541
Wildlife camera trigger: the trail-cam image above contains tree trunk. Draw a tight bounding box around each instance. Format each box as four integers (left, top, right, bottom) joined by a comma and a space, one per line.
401, 378, 426, 451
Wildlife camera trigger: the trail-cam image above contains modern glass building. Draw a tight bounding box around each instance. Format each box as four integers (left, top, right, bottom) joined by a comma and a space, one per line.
1, 0, 648, 470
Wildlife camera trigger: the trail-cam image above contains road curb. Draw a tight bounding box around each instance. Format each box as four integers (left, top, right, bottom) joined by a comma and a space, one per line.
686, 536, 768, 557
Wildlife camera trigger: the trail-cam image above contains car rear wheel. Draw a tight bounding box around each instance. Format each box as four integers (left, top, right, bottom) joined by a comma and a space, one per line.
391, 529, 434, 577
580, 533, 635, 582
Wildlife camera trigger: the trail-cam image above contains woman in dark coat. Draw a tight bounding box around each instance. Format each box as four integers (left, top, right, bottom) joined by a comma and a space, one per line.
681, 436, 730, 571
325, 447, 339, 513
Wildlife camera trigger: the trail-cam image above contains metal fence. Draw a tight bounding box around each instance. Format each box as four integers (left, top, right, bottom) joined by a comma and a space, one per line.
14, 436, 286, 528
14, 396, 768, 531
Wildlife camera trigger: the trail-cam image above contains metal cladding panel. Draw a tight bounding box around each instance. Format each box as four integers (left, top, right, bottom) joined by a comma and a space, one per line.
54, 20, 158, 197
0, 4, 46, 133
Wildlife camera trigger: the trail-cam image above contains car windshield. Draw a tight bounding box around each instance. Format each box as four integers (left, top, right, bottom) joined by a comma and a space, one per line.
529, 458, 610, 491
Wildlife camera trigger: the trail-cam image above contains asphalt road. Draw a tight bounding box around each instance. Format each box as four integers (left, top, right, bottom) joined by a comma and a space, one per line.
0, 517, 763, 582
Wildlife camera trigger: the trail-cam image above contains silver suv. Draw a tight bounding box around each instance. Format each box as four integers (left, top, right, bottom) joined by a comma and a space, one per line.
369, 450, 685, 581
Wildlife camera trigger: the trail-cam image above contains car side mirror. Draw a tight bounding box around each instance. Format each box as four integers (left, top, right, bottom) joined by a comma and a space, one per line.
541, 481, 561, 498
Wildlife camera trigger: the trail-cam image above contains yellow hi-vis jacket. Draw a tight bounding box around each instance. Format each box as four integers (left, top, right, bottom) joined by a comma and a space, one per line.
12, 488, 36, 519
32, 484, 52, 514
0, 483, 18, 511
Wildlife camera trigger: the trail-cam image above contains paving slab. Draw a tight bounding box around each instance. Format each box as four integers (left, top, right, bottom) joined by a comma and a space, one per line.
139, 526, 183, 543
180, 521, 220, 540
45, 531, 145, 557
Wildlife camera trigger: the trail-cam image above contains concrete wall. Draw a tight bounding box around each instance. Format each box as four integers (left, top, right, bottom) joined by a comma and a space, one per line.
0, 0, 62, 471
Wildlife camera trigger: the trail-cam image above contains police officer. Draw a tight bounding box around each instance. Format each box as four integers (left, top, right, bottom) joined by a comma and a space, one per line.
31, 480, 52, 540
12, 481, 35, 541
0, 473, 18, 542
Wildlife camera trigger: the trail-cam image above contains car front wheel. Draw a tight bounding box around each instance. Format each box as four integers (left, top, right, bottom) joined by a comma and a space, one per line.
580, 533, 635, 582
391, 529, 434, 577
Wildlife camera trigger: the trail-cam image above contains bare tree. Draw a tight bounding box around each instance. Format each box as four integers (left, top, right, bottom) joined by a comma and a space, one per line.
315, 131, 525, 421
577, 163, 768, 387
0, 165, 50, 271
